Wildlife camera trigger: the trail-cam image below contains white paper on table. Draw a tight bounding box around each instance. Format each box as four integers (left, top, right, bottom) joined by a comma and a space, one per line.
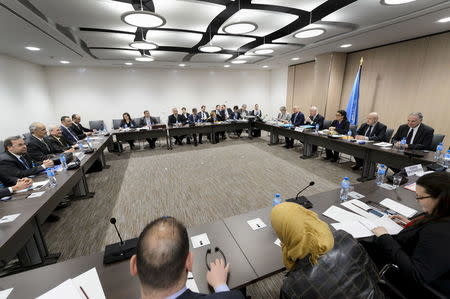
331, 222, 373, 239
72, 268, 106, 299
323, 205, 366, 223
359, 216, 403, 235
348, 191, 365, 200
36, 279, 83, 299
31, 180, 49, 189
274, 238, 281, 247
0, 288, 13, 299
0, 214, 20, 224
191, 233, 210, 249
416, 170, 434, 177
28, 191, 45, 199
404, 164, 423, 177
341, 201, 380, 221
403, 183, 416, 192
247, 218, 267, 230
374, 142, 392, 147
379, 183, 396, 190
380, 198, 417, 218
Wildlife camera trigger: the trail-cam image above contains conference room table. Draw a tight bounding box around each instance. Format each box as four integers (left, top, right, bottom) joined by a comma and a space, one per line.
255, 122, 436, 180
0, 177, 423, 298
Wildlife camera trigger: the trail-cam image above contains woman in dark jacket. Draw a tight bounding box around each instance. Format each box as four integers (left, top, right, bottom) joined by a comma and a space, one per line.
370, 172, 450, 297
120, 112, 137, 149
324, 109, 350, 162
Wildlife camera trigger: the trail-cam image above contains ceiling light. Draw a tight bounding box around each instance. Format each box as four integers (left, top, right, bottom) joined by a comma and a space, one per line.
294, 29, 325, 39
129, 41, 158, 50
135, 57, 154, 62
231, 60, 247, 64
59, 60, 70, 64
223, 22, 258, 34
291, 57, 300, 61
124, 62, 133, 65
121, 11, 166, 28
179, 63, 186, 67
199, 45, 223, 53
25, 46, 40, 51
380, 0, 416, 5
340, 44, 352, 48
437, 17, 450, 23
224, 65, 231, 68
254, 49, 274, 55
262, 65, 269, 68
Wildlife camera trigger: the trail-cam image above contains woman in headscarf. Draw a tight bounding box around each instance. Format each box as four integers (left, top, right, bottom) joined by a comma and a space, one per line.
271, 202, 382, 299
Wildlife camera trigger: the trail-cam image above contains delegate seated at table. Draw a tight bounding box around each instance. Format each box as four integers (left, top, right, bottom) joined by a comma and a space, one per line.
139, 110, 159, 149
324, 110, 350, 162
391, 112, 434, 151
168, 108, 188, 146
120, 112, 137, 150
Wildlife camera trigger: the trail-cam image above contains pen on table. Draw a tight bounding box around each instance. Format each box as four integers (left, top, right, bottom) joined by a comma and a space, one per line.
80, 286, 89, 299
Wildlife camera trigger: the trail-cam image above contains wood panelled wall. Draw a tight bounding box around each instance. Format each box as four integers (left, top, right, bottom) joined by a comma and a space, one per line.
287, 32, 450, 148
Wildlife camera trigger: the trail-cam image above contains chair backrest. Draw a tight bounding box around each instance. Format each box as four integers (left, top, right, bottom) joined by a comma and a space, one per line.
323, 120, 332, 130
22, 132, 32, 143
154, 116, 161, 124
350, 125, 357, 137
132, 118, 141, 127
112, 119, 122, 130
89, 120, 106, 131
386, 128, 394, 142
431, 134, 445, 151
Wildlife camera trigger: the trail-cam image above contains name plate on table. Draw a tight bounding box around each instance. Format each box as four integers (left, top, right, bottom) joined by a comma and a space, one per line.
404, 164, 423, 177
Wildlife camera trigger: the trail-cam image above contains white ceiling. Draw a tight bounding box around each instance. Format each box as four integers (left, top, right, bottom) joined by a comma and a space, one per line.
0, 0, 448, 69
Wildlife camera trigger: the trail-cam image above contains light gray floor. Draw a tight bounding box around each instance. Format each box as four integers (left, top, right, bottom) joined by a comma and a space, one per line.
43, 135, 361, 298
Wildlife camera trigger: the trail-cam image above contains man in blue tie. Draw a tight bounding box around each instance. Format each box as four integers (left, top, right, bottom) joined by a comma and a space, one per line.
60, 116, 80, 145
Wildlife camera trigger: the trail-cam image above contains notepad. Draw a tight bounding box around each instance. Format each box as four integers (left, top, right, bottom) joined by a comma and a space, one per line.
331, 222, 373, 239
380, 198, 417, 218
323, 205, 366, 223
341, 200, 380, 221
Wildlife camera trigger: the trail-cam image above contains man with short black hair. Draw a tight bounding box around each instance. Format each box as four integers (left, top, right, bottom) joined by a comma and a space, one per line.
60, 116, 79, 145
71, 114, 93, 139
130, 217, 244, 299
140, 110, 160, 149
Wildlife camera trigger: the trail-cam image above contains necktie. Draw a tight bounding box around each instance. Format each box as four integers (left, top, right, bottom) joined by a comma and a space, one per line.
294, 113, 298, 124
19, 156, 30, 169
406, 128, 414, 144
66, 127, 78, 142
42, 140, 51, 152
365, 126, 373, 137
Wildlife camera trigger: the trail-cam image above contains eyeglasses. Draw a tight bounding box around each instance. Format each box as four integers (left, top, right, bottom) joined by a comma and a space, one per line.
416, 196, 432, 200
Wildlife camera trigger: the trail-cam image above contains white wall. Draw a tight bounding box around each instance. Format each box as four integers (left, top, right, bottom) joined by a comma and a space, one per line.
0, 54, 54, 139
45, 66, 284, 128
269, 67, 288, 118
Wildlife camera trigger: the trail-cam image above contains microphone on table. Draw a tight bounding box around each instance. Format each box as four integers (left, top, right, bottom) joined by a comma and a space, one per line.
103, 217, 138, 264
286, 181, 315, 209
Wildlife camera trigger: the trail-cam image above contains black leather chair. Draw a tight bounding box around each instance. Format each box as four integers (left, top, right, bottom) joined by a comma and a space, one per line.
430, 134, 445, 151
112, 119, 122, 130
386, 128, 394, 142
89, 120, 106, 131
350, 124, 357, 137
323, 120, 332, 130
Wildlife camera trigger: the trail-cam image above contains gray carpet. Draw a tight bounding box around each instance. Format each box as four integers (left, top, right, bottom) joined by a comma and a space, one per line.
42, 135, 360, 298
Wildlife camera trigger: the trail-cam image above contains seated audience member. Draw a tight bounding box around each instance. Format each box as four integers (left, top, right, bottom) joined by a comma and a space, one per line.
0, 136, 54, 180
352, 112, 387, 170
60, 115, 80, 145
250, 104, 262, 137
0, 173, 32, 198
214, 105, 221, 115
231, 106, 243, 138
272, 202, 382, 299
367, 172, 450, 297
188, 108, 202, 146
130, 217, 244, 299
305, 106, 325, 153
222, 105, 232, 120
27, 122, 74, 162
324, 110, 350, 162
207, 111, 222, 143
277, 106, 290, 123
120, 112, 137, 149
215, 106, 227, 140
71, 114, 93, 139
168, 108, 187, 145
284, 106, 305, 149
391, 112, 434, 150
239, 104, 249, 117
140, 110, 159, 149
199, 105, 209, 122
181, 107, 190, 121
46, 125, 78, 153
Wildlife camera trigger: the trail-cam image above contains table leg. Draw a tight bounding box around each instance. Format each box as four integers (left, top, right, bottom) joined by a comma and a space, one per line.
301, 142, 314, 159
269, 132, 278, 145
360, 160, 376, 182
71, 172, 95, 200
166, 129, 173, 150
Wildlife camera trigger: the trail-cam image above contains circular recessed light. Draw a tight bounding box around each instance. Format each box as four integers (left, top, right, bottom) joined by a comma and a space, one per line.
231, 60, 247, 64
121, 11, 166, 28
262, 65, 269, 68
294, 28, 325, 39
291, 57, 300, 61
25, 46, 40, 51
380, 0, 416, 5
129, 41, 158, 50
223, 22, 258, 34
135, 57, 154, 62
254, 49, 274, 55
124, 62, 133, 65
60, 60, 70, 64
437, 17, 450, 23
179, 63, 186, 67
199, 45, 223, 53
224, 65, 231, 68
340, 44, 352, 48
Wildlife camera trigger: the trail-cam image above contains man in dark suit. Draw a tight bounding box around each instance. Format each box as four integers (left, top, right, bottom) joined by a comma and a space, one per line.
199, 105, 209, 122
285, 106, 305, 149
188, 108, 202, 146
46, 125, 77, 153
305, 106, 325, 153
71, 114, 93, 140
140, 110, 160, 149
60, 116, 80, 145
352, 112, 388, 170
130, 217, 244, 299
0, 174, 32, 198
168, 108, 188, 145
391, 112, 434, 150
230, 106, 243, 138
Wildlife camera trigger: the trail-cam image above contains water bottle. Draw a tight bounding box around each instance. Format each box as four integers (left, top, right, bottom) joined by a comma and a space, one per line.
315, 124, 319, 133
46, 168, 57, 188
77, 141, 84, 150
86, 137, 93, 149
347, 130, 352, 141
376, 164, 386, 185
400, 137, 407, 152
434, 143, 443, 163
339, 177, 350, 202
444, 150, 450, 168
59, 154, 67, 170
272, 193, 282, 206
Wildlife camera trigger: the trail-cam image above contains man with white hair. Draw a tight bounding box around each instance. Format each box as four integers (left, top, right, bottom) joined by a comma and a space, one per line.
352, 112, 387, 170
46, 125, 78, 153
391, 112, 434, 150
305, 106, 324, 129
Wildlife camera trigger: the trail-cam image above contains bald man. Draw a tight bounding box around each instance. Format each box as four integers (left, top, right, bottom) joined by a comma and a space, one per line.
352, 112, 387, 170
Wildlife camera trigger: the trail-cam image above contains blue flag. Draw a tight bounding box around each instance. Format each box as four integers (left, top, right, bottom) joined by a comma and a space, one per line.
346, 64, 362, 126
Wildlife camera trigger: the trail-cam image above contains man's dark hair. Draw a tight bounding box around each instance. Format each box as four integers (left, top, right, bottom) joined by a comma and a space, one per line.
4, 136, 23, 150
71, 114, 78, 120
136, 217, 189, 290
61, 116, 70, 122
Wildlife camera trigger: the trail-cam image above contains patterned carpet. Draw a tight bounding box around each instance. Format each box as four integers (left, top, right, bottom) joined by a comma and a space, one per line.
42, 135, 360, 298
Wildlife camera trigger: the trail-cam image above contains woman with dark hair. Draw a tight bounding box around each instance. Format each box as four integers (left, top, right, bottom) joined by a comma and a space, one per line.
369, 172, 450, 297
120, 112, 137, 149
324, 109, 350, 162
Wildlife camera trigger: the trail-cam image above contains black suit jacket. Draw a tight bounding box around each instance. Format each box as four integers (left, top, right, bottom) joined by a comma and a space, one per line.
198, 111, 209, 121
188, 114, 202, 123
391, 123, 434, 150
290, 112, 305, 127
60, 125, 79, 145
331, 119, 351, 135
27, 135, 56, 162
45, 135, 71, 153
357, 122, 387, 142
0, 152, 44, 180
71, 123, 92, 139
0, 187, 12, 198
230, 112, 241, 120
250, 110, 262, 117
139, 116, 159, 127
178, 289, 244, 299
120, 120, 137, 129
0, 171, 17, 195
168, 114, 187, 125
306, 114, 325, 130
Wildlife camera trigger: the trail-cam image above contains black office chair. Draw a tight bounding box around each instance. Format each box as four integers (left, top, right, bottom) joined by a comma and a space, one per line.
89, 120, 106, 131
112, 119, 122, 130
323, 120, 332, 130
430, 134, 445, 151
350, 125, 357, 137
22, 132, 32, 143
386, 128, 394, 142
